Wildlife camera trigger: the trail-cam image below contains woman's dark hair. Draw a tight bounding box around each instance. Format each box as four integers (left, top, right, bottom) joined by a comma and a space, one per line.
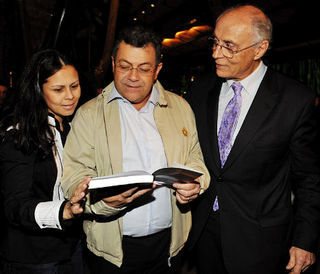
0, 49, 76, 156
112, 25, 162, 64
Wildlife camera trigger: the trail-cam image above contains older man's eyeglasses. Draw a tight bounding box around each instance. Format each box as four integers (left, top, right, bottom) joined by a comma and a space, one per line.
115, 61, 156, 75
208, 37, 261, 59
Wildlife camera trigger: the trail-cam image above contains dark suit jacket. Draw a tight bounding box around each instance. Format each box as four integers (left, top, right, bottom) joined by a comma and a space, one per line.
187, 68, 320, 273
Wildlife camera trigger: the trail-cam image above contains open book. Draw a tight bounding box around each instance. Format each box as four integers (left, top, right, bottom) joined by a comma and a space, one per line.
88, 165, 202, 202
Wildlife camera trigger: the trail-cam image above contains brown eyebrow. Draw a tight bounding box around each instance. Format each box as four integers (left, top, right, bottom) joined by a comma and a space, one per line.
49, 80, 79, 89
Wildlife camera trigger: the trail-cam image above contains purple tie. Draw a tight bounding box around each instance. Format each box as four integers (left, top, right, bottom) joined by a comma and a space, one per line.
213, 82, 243, 212
218, 81, 243, 167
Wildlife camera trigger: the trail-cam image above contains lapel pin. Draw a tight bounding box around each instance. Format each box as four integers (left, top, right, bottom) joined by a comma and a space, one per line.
182, 127, 188, 136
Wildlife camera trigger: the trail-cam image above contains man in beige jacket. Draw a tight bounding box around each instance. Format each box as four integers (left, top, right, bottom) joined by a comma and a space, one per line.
62, 25, 209, 274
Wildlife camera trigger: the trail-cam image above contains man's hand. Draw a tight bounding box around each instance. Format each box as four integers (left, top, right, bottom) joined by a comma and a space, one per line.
286, 246, 316, 273
102, 185, 155, 208
172, 181, 200, 204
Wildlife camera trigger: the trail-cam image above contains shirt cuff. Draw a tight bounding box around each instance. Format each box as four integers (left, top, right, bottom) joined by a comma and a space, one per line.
35, 200, 64, 230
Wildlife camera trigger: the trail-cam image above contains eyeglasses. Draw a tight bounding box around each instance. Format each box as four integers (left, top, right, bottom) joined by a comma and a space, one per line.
208, 37, 261, 59
115, 61, 156, 75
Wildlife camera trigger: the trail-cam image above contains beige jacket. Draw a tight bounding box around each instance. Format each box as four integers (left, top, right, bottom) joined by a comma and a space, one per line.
62, 81, 210, 267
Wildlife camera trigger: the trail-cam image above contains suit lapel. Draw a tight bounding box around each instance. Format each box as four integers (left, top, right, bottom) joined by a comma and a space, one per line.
222, 71, 279, 170
206, 79, 223, 173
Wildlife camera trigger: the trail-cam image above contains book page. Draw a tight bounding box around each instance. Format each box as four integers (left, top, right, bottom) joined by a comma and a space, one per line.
89, 170, 153, 190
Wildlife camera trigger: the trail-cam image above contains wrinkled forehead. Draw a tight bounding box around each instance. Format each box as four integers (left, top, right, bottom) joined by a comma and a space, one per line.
214, 15, 253, 43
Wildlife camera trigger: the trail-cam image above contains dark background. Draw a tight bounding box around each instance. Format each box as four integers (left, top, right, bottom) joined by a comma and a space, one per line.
0, 1, 319, 273
0, 0, 320, 99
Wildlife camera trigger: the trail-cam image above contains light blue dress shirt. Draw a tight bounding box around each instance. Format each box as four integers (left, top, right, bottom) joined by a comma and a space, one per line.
217, 61, 268, 143
108, 85, 172, 237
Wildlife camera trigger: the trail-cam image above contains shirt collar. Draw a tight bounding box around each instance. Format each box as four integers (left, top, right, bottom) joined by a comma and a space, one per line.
48, 113, 70, 134
48, 113, 57, 127
226, 61, 267, 95
108, 83, 159, 106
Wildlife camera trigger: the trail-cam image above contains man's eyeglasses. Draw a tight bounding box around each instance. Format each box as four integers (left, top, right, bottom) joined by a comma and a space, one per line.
115, 61, 156, 75
208, 37, 261, 59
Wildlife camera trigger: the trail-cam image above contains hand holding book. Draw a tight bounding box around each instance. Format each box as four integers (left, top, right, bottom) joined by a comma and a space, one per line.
88, 165, 203, 203
101, 184, 156, 208
172, 180, 201, 204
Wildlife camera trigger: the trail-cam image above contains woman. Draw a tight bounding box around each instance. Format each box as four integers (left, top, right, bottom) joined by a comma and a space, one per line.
0, 49, 89, 274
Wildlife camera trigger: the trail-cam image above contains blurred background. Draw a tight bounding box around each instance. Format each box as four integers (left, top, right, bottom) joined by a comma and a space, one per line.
0, 0, 320, 101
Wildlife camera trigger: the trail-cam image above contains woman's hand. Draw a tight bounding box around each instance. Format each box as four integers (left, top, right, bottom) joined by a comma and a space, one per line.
63, 177, 90, 220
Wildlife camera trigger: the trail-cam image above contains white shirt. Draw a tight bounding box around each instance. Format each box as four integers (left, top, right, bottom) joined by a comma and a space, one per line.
34, 116, 65, 230
217, 62, 268, 144
108, 85, 172, 237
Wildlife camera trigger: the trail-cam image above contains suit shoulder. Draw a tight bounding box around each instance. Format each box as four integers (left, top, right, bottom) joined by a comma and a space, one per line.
268, 69, 315, 99
190, 72, 219, 91
185, 72, 221, 108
